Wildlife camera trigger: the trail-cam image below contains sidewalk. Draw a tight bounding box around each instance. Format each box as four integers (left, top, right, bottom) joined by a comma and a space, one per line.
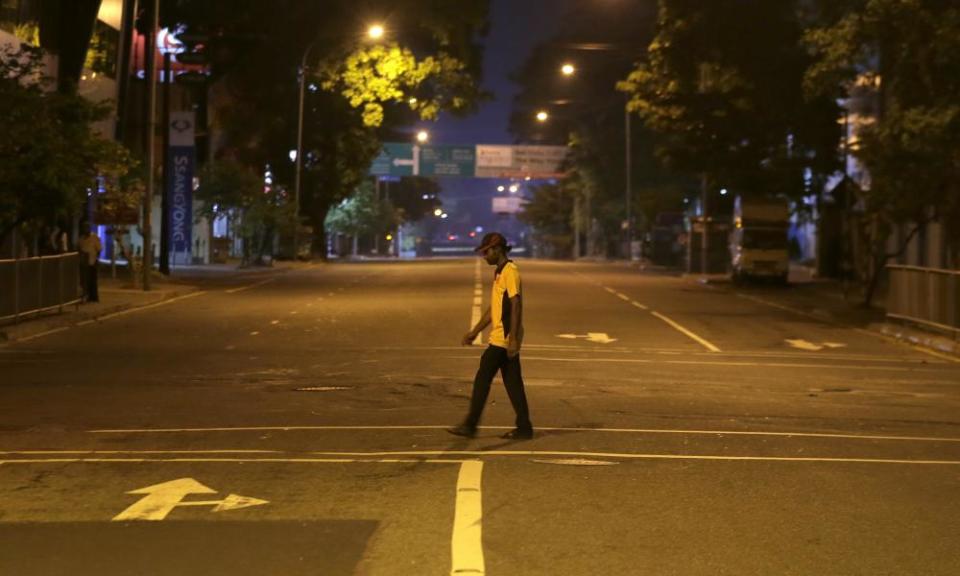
684, 263, 960, 360
0, 275, 199, 344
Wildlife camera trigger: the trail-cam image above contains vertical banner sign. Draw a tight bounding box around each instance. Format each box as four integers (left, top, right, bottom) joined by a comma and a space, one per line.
167, 111, 195, 263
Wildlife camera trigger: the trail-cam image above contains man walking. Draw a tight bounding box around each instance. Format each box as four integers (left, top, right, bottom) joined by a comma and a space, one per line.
448, 232, 533, 440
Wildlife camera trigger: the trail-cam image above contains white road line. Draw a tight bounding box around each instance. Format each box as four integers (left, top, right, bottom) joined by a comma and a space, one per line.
225, 278, 276, 294
451, 460, 485, 575
86, 424, 960, 443
603, 286, 617, 294
616, 293, 631, 301
504, 355, 940, 372
631, 301, 648, 311
14, 327, 71, 343
470, 259, 483, 346
650, 311, 721, 352
96, 291, 206, 322
3, 453, 956, 467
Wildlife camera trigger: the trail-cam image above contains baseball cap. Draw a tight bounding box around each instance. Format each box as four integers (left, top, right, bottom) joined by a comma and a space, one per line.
474, 232, 512, 253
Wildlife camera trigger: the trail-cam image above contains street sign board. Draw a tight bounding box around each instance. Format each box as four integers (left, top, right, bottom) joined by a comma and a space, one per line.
492, 196, 525, 214
419, 145, 476, 177
476, 145, 567, 179
369, 143, 416, 177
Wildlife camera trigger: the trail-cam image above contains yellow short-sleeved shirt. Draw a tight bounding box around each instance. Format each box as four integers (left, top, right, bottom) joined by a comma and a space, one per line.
489, 261, 522, 348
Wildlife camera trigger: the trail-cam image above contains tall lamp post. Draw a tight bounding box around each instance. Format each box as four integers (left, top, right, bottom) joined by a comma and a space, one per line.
294, 23, 386, 260
557, 61, 635, 259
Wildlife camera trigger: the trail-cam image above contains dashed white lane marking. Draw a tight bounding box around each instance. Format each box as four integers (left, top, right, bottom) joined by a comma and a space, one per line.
603, 286, 617, 294
225, 278, 275, 294
87, 424, 960, 444
270, 320, 280, 325
249, 331, 260, 336
616, 293, 631, 302
470, 259, 483, 346
631, 301, 648, 311
451, 460, 485, 575
650, 311, 721, 352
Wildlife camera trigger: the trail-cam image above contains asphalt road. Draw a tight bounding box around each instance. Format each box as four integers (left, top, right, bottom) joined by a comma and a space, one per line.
1, 259, 958, 576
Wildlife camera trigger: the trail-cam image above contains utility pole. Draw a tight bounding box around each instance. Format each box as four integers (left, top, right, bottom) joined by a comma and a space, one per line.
625, 103, 632, 259
142, 0, 159, 291
159, 51, 172, 275
700, 173, 709, 275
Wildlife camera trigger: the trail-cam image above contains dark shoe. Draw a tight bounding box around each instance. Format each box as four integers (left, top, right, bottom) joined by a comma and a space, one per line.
446, 424, 477, 438
500, 428, 533, 440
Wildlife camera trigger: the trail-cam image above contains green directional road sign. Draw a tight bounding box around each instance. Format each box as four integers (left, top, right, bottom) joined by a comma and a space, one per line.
369, 143, 416, 177
419, 145, 476, 177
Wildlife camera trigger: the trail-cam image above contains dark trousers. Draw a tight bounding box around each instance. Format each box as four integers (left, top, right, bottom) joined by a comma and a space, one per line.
82, 262, 99, 302
464, 345, 532, 430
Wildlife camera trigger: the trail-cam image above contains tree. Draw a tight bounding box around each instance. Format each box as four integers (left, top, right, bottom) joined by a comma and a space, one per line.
194, 158, 295, 266
509, 0, 685, 256
805, 0, 960, 304
617, 0, 841, 205
0, 45, 140, 250
518, 182, 575, 259
325, 180, 396, 256
166, 0, 489, 259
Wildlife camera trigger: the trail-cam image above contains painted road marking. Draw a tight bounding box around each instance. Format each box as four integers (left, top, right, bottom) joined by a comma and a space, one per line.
555, 333, 618, 344
96, 291, 207, 322
225, 278, 276, 294
737, 293, 960, 364
85, 424, 960, 444
786, 339, 847, 351
451, 461, 485, 575
650, 311, 721, 352
3, 452, 958, 467
603, 287, 617, 295
506, 354, 939, 372
631, 301, 649, 311
13, 327, 71, 343
616, 293, 631, 302
112, 477, 268, 521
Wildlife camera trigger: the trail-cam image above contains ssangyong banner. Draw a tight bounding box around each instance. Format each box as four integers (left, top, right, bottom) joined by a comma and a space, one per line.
167, 111, 195, 261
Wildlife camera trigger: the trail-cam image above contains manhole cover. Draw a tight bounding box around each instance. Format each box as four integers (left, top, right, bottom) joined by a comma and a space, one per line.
294, 386, 354, 392
531, 458, 619, 466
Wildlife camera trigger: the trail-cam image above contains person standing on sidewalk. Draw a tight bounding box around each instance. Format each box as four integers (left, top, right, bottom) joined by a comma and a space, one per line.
78, 227, 102, 303
448, 232, 534, 440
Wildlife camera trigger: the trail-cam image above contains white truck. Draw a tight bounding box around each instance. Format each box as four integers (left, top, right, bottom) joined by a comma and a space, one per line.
730, 196, 790, 284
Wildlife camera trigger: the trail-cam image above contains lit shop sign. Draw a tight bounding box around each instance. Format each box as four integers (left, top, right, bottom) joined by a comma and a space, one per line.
157, 26, 186, 56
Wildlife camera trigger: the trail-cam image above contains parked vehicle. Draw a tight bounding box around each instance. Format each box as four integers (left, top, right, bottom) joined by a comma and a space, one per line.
730, 197, 790, 284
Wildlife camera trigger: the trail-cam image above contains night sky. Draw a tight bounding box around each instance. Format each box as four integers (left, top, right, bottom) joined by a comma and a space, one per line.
425, 0, 572, 242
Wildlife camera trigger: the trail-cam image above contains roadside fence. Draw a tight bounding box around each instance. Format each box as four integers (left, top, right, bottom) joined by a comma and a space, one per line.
886, 264, 960, 339
0, 253, 82, 324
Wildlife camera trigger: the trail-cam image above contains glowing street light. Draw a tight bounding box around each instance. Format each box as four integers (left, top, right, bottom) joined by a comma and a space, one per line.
434, 208, 443, 217
509, 184, 519, 193
536, 110, 549, 123
497, 185, 505, 192
367, 24, 385, 40
561, 63, 576, 76
416, 130, 429, 143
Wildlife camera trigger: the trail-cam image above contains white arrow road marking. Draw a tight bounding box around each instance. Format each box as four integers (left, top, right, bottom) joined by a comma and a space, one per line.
112, 478, 268, 521
786, 339, 847, 351
554, 333, 617, 343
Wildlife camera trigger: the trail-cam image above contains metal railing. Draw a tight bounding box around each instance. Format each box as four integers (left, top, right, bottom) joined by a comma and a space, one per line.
0, 253, 82, 324
886, 264, 960, 338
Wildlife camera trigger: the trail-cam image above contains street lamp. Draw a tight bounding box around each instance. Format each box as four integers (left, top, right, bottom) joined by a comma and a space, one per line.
367, 24, 385, 40
295, 24, 385, 259
555, 61, 635, 259
416, 130, 429, 143
536, 110, 549, 122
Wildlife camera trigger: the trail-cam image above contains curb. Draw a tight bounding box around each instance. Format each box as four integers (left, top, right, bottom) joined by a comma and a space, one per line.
0, 286, 200, 345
